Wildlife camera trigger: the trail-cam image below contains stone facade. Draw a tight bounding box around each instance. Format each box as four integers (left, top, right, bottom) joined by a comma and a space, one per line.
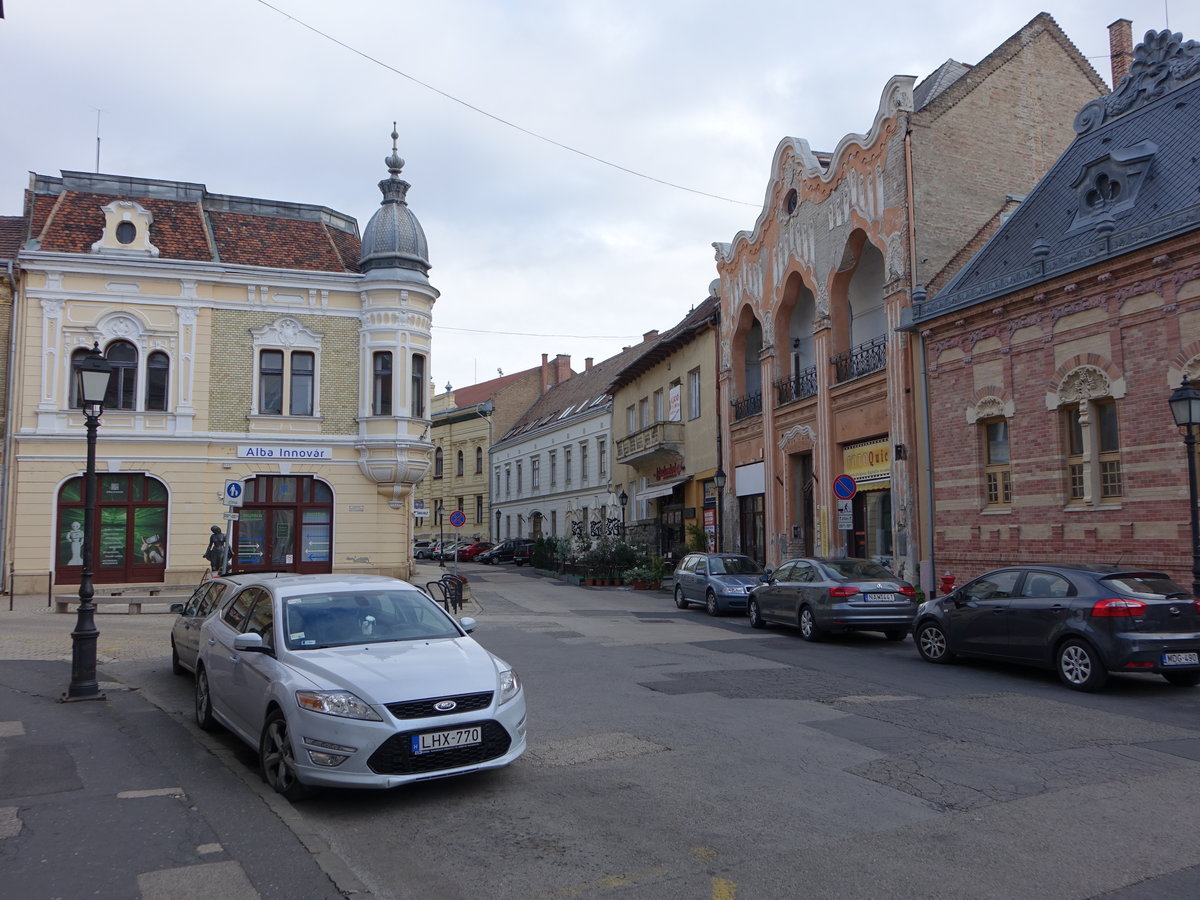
713, 13, 1107, 589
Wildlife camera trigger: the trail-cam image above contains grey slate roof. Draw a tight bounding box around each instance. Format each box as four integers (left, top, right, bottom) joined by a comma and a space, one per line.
912, 59, 971, 110
916, 29, 1200, 323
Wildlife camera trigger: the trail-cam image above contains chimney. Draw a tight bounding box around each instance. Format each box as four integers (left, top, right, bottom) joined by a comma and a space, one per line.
585, 357, 593, 371
643, 329, 659, 343
1108, 19, 1133, 87
555, 353, 572, 385
540, 353, 550, 393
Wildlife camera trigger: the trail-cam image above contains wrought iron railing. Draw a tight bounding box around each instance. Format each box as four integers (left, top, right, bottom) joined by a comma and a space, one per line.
774, 366, 817, 406
831, 336, 887, 384
731, 390, 763, 421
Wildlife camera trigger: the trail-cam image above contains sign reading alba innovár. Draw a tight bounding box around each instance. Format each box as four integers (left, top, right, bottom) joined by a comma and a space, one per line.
237, 445, 333, 459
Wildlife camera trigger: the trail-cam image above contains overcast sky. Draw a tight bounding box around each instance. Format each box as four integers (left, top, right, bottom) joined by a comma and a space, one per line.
3, 1, 1197, 392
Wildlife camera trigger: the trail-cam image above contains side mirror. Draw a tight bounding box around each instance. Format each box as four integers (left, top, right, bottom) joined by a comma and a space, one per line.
170, 603, 185, 615
233, 633, 267, 652
758, 573, 771, 583
459, 616, 477, 633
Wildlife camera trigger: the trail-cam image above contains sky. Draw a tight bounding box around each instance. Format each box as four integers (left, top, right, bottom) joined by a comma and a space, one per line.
3, 1, 1198, 393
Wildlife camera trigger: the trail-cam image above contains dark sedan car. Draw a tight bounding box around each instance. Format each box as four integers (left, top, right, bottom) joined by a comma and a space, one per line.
748, 557, 916, 640
913, 564, 1200, 691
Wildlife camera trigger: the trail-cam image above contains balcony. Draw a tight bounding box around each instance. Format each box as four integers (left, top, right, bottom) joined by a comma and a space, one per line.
615, 421, 685, 467
831, 336, 887, 384
731, 391, 762, 422
775, 366, 817, 406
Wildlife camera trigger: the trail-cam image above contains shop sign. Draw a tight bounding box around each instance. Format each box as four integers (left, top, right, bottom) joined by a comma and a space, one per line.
237, 444, 333, 460
656, 461, 685, 481
668, 385, 682, 421
842, 438, 891, 485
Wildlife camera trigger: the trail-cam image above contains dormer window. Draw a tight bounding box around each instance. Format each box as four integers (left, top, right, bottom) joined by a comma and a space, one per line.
1068, 141, 1156, 233
91, 200, 159, 256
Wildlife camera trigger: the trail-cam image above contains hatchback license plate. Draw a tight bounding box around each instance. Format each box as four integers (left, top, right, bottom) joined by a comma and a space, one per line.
865, 593, 895, 602
412, 726, 482, 755
1162, 652, 1200, 667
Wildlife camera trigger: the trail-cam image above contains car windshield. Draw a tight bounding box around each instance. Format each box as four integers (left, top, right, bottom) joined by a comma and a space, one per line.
282, 589, 461, 650
1101, 573, 1190, 599
822, 559, 896, 581
711, 556, 764, 575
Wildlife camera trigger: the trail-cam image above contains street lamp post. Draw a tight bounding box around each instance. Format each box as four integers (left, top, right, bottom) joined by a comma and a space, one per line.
714, 468, 727, 554
436, 503, 445, 568
495, 508, 501, 542
1169, 377, 1200, 596
618, 489, 628, 536
63, 343, 113, 703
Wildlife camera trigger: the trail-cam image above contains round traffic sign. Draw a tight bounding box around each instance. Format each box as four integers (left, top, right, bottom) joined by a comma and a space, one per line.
833, 474, 857, 500
448, 510, 466, 528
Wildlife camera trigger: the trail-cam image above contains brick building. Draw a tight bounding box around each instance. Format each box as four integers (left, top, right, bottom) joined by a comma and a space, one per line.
909, 25, 1200, 585
5, 132, 437, 590
713, 13, 1106, 588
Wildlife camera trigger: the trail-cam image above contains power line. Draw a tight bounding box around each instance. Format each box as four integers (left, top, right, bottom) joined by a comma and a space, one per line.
435, 325, 639, 340
251, 0, 758, 207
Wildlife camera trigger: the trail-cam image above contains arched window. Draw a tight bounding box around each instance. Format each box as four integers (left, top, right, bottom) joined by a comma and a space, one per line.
372, 351, 393, 416
146, 351, 169, 411
456, 450, 464, 476
475, 446, 484, 474
104, 340, 138, 410
434, 447, 444, 478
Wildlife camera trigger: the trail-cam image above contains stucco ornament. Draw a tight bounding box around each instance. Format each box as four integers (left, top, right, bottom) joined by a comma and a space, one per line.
777, 423, 817, 452
886, 231, 906, 280
1059, 366, 1112, 403
97, 313, 145, 342
252, 317, 322, 350
967, 395, 1008, 424
1075, 29, 1200, 133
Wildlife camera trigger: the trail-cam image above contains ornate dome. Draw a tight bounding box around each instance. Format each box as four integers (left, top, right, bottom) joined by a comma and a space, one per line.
360, 126, 430, 275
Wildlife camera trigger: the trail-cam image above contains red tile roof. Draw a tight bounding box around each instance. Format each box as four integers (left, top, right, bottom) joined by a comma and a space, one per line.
0, 216, 24, 259
451, 367, 541, 408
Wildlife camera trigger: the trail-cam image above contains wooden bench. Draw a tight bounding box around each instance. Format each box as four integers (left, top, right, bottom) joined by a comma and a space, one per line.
54, 590, 193, 615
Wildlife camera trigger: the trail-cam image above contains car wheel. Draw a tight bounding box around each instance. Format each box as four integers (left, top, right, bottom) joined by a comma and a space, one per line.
1057, 638, 1108, 692
259, 709, 312, 801
674, 585, 689, 609
171, 641, 186, 676
798, 606, 823, 642
915, 621, 954, 663
748, 599, 765, 629
884, 628, 908, 642
1163, 671, 1200, 687
195, 666, 217, 731
706, 590, 721, 617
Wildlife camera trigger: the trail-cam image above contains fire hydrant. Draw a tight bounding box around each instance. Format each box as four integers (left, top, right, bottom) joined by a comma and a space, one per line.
939, 572, 956, 595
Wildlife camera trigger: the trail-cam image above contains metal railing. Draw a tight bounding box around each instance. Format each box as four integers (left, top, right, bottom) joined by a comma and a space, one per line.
831, 336, 887, 384
774, 366, 817, 406
731, 390, 762, 421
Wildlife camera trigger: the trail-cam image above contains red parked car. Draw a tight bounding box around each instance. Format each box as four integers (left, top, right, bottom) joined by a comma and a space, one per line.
457, 541, 495, 562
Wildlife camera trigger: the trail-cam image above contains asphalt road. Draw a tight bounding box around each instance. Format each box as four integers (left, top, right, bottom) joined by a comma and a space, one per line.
107, 565, 1200, 900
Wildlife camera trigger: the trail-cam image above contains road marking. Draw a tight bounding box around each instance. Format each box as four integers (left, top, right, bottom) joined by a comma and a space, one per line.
0, 721, 25, 737
117, 787, 186, 799
713, 877, 737, 900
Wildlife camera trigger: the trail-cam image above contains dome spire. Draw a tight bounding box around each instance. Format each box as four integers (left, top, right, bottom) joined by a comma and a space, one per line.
378, 122, 411, 205
360, 123, 430, 275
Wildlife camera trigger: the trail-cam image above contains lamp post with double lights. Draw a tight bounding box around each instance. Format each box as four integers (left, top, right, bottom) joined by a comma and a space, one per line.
714, 467, 727, 553
1169, 376, 1200, 597
63, 343, 113, 702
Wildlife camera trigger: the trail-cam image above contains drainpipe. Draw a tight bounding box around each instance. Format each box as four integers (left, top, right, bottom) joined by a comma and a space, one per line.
0, 260, 18, 587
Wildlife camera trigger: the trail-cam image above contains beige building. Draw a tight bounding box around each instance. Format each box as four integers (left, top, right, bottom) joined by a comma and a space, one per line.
412, 365, 544, 543
5, 135, 437, 591
609, 296, 721, 558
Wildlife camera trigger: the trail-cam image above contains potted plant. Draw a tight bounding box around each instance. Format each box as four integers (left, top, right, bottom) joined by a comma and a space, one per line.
623, 564, 658, 590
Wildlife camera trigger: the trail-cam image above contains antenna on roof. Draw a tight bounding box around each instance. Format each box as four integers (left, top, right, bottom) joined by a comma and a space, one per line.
94, 108, 103, 173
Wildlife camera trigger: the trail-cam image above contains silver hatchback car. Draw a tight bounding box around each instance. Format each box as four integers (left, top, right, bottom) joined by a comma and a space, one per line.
194, 573, 527, 799
749, 557, 917, 641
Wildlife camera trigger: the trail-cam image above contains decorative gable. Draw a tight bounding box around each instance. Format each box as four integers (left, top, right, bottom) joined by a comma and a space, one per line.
90, 200, 159, 257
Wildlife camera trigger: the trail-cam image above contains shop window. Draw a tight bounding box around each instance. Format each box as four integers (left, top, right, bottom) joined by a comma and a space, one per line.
56, 473, 168, 585
372, 351, 393, 415
982, 417, 1012, 507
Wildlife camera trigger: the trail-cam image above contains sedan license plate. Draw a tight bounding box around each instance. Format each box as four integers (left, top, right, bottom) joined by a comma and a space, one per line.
865, 593, 895, 603
1162, 652, 1200, 667
412, 726, 482, 755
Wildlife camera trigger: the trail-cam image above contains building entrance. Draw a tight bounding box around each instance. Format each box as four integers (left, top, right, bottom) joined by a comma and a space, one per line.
232, 475, 333, 574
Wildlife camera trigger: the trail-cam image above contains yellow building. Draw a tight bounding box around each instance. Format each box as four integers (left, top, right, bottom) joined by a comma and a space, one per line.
609, 296, 721, 558
5, 136, 436, 591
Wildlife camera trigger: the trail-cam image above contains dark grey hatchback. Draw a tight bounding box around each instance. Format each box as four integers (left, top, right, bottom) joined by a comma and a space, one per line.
913, 564, 1200, 691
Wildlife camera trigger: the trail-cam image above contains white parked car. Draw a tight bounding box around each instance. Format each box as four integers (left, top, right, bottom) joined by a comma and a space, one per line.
193, 573, 527, 799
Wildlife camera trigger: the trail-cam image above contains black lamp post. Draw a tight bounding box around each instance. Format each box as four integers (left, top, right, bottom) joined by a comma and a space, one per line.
1169, 377, 1200, 597
63, 343, 113, 702
436, 502, 445, 568
618, 489, 628, 535
495, 508, 501, 542
714, 467, 727, 553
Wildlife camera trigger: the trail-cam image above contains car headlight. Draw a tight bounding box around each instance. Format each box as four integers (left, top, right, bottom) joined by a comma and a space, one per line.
498, 665, 522, 704
296, 690, 382, 721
